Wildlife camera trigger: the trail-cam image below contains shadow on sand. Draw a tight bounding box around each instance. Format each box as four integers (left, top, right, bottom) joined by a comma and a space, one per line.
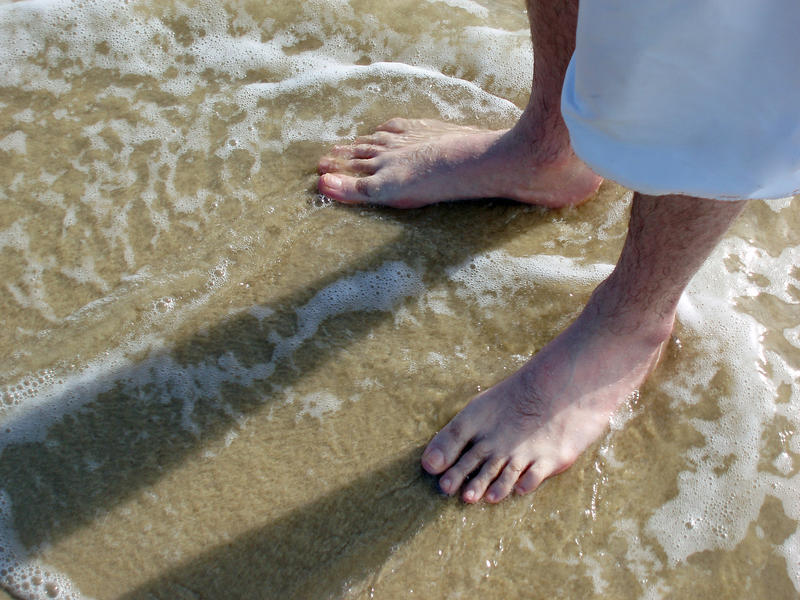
121, 446, 443, 600
0, 199, 554, 563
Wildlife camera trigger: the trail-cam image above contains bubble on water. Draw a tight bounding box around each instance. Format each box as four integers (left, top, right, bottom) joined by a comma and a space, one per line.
646, 236, 800, 590
774, 452, 794, 476
268, 260, 424, 363
0, 490, 85, 600
446, 249, 613, 309
312, 194, 333, 208
0, 131, 27, 155
151, 296, 176, 315
296, 391, 342, 420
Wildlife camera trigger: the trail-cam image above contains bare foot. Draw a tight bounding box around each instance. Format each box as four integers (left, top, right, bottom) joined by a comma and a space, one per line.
317, 118, 602, 209
421, 286, 671, 504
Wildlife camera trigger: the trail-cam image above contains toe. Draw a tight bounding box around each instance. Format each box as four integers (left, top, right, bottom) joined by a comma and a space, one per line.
421, 419, 478, 475
513, 461, 555, 496
355, 131, 393, 146
485, 461, 527, 503
318, 173, 377, 204
329, 144, 382, 159
317, 157, 377, 176
348, 158, 378, 174
436, 443, 490, 495
375, 117, 410, 133
317, 156, 339, 174
463, 455, 506, 503
350, 144, 382, 159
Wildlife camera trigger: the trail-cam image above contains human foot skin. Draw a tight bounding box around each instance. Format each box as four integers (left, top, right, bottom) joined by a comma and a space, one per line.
421, 287, 671, 504
317, 118, 602, 209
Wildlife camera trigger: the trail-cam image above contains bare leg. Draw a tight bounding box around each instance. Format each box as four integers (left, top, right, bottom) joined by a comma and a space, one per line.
422, 194, 746, 503
317, 0, 601, 208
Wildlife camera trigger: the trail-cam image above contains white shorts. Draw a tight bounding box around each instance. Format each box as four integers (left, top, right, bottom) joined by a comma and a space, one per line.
561, 0, 800, 200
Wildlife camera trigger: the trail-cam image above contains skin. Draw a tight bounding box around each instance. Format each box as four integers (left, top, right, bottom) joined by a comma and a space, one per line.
317, 0, 747, 503
420, 195, 744, 503
318, 2, 598, 209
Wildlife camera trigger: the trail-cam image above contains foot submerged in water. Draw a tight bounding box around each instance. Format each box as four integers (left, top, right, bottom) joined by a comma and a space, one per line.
421, 289, 671, 504
317, 118, 602, 208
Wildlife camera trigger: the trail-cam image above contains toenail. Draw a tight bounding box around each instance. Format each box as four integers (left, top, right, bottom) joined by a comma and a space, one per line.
464, 490, 475, 502
440, 477, 451, 492
326, 175, 342, 189
425, 448, 444, 470
486, 492, 496, 502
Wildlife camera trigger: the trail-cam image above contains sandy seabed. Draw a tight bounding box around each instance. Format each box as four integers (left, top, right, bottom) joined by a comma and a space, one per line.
1, 1, 798, 598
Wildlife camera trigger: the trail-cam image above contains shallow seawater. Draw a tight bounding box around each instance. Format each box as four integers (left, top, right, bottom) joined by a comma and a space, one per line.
0, 0, 798, 598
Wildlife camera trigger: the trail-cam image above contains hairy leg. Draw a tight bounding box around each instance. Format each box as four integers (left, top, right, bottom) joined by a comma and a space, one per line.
317, 0, 601, 208
421, 194, 747, 503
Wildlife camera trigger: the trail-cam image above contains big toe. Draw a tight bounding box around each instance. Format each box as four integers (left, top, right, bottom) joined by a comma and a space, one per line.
421, 447, 446, 473
318, 173, 376, 204
421, 425, 473, 475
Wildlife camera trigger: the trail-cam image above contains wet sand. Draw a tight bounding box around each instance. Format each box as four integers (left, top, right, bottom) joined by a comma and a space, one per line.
1, 1, 798, 598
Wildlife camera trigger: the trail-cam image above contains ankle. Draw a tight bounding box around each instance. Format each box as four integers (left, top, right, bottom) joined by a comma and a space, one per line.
509, 109, 574, 164
584, 278, 676, 345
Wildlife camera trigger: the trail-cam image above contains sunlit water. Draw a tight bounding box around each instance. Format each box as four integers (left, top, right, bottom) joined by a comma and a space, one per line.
0, 1, 798, 598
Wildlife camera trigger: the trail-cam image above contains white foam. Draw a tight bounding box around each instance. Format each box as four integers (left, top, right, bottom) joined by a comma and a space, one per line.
0, 219, 29, 252
0, 490, 89, 600
13, 108, 35, 123
248, 306, 275, 323
430, 0, 489, 18
426, 352, 448, 368
60, 256, 111, 294
446, 249, 613, 308
0, 0, 530, 339
239, 59, 521, 147
774, 452, 794, 476
297, 391, 342, 420
781, 531, 800, 591
613, 518, 663, 585
783, 324, 800, 350
417, 289, 454, 316
268, 261, 423, 363
1, 255, 233, 442
646, 235, 800, 591
0, 130, 27, 154
460, 25, 532, 95
763, 196, 794, 213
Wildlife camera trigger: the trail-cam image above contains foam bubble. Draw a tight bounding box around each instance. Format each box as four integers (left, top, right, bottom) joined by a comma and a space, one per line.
60, 256, 111, 294
446, 249, 613, 308
420, 289, 455, 316
297, 391, 342, 420
0, 219, 29, 252
0, 490, 85, 600
12, 108, 35, 123
431, 0, 489, 18
460, 25, 532, 95
763, 196, 794, 213
646, 235, 800, 591
268, 261, 423, 362
783, 324, 800, 350
426, 352, 448, 368
0, 131, 27, 154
